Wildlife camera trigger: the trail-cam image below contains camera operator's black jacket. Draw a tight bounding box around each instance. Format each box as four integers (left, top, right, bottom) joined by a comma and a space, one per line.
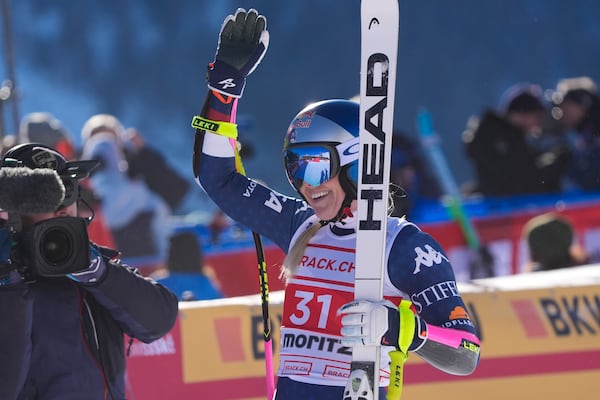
0, 246, 178, 400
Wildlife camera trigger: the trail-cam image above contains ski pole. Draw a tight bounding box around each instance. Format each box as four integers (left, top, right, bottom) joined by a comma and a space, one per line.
252, 230, 275, 399
417, 109, 494, 278
227, 135, 275, 400
192, 107, 275, 399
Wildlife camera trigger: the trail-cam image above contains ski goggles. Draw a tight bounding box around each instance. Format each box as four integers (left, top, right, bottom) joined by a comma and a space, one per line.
284, 137, 359, 190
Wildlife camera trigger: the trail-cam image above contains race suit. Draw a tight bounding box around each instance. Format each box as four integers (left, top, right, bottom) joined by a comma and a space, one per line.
195, 129, 480, 396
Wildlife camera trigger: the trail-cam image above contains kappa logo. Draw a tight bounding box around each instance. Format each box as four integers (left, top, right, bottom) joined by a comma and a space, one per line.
413, 244, 449, 274
218, 78, 236, 89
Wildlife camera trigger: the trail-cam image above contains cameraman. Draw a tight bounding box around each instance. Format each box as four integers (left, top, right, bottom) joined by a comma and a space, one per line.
0, 143, 178, 400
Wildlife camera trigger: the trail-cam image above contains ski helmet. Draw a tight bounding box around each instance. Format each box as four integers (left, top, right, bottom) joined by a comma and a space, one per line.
283, 99, 359, 200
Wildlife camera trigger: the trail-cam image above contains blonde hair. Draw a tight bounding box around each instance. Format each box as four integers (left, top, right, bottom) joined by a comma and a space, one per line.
281, 222, 322, 280
280, 191, 396, 280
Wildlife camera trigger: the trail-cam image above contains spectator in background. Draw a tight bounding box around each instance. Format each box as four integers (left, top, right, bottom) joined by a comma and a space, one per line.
550, 76, 600, 191
153, 231, 223, 301
16, 112, 116, 248
522, 212, 588, 272
19, 112, 77, 160
0, 134, 18, 157
389, 131, 442, 218
208, 208, 230, 245
462, 82, 571, 197
121, 127, 191, 212
80, 113, 171, 275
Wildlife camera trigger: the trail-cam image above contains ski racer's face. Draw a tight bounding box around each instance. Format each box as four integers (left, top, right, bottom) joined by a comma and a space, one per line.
299, 174, 346, 221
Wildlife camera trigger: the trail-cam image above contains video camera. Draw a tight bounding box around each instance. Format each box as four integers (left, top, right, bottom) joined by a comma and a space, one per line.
1, 216, 90, 280
0, 165, 90, 281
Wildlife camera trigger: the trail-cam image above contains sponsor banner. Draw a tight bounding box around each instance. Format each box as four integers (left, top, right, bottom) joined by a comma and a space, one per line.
462, 286, 600, 357
178, 302, 282, 382
125, 309, 280, 400
126, 266, 600, 399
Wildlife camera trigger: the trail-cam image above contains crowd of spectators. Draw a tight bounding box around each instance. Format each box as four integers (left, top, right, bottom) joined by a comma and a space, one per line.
386, 75, 600, 276
381, 75, 600, 222
460, 76, 600, 198
462, 82, 570, 196
2, 111, 192, 278
0, 75, 597, 287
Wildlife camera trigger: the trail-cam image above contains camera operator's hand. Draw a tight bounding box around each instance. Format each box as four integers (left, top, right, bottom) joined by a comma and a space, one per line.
67, 245, 106, 284
207, 8, 269, 98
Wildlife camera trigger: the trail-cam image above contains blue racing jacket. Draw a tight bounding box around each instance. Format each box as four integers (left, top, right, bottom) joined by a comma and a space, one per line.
0, 246, 178, 400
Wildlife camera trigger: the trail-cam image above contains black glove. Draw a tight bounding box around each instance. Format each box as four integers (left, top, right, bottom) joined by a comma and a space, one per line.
207, 8, 269, 98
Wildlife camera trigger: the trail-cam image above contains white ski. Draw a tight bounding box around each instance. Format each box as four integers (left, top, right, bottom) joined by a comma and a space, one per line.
345, 1, 399, 400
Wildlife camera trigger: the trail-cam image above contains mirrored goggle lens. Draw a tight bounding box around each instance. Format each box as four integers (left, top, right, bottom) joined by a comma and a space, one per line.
284, 145, 337, 188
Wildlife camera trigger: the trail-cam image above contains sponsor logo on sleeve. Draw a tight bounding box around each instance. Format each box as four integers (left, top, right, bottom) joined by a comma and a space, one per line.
410, 280, 460, 312
413, 244, 449, 274
441, 306, 475, 329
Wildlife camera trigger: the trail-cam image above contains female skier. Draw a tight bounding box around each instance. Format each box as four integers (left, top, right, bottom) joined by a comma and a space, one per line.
192, 8, 480, 399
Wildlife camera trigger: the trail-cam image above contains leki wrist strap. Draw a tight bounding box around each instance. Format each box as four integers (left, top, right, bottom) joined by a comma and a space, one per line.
191, 116, 238, 139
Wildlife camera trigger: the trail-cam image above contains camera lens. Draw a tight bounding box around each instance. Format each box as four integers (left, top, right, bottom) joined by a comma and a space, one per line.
40, 228, 73, 265
30, 216, 90, 278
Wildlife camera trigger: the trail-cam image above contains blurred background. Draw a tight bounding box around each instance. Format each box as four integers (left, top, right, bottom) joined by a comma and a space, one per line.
1, 0, 600, 214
